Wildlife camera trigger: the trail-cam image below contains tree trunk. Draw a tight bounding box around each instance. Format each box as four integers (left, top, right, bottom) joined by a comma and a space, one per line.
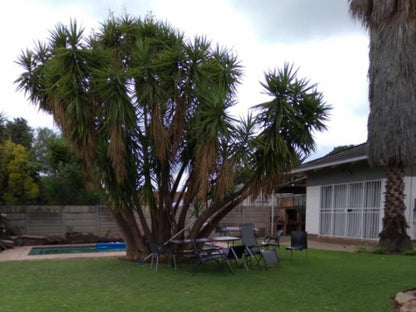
378, 166, 412, 252
110, 209, 148, 261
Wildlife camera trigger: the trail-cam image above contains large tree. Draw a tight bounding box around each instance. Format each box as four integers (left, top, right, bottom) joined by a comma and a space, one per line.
349, 0, 414, 252
16, 15, 329, 261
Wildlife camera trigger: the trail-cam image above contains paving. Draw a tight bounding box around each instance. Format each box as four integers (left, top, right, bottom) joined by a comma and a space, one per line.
0, 245, 126, 262
0, 237, 360, 262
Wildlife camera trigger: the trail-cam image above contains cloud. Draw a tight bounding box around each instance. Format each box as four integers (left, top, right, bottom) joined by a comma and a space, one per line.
228, 0, 365, 43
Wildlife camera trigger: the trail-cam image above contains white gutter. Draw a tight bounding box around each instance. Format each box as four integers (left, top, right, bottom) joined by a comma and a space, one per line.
291, 155, 368, 174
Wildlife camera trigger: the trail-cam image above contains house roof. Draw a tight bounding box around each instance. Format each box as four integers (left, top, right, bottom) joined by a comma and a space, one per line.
291, 142, 367, 174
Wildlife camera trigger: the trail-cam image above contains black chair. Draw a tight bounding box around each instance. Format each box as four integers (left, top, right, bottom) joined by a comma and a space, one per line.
151, 241, 173, 272
169, 239, 198, 270
190, 240, 233, 275
261, 230, 283, 250
285, 231, 308, 262
261, 249, 280, 269
215, 224, 229, 236
240, 223, 279, 269
224, 245, 249, 271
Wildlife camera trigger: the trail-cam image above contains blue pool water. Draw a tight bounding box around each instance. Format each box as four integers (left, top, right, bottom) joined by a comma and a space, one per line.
29, 242, 126, 255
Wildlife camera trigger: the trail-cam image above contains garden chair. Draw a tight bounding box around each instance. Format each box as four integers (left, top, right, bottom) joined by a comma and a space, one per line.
240, 223, 279, 269
215, 224, 229, 236
261, 230, 283, 250
151, 241, 173, 272
285, 231, 308, 262
223, 245, 249, 271
190, 239, 233, 275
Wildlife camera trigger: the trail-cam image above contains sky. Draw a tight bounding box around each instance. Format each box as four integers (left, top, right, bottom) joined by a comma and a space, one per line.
0, 0, 369, 160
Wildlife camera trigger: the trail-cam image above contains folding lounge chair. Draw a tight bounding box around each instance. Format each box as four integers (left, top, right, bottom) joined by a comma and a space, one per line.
240, 223, 279, 269
223, 245, 249, 271
190, 239, 234, 275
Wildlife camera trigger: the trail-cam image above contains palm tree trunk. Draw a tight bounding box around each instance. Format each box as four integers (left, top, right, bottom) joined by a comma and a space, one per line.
378, 166, 412, 252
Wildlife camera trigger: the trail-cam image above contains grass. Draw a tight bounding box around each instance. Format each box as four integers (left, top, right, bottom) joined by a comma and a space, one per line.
0, 248, 415, 312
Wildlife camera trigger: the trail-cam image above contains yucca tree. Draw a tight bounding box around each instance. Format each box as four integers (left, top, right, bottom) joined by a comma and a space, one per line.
251, 64, 329, 195
16, 15, 329, 261
349, 0, 414, 252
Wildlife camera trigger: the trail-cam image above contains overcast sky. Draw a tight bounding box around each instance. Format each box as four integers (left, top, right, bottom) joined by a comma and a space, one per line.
0, 0, 369, 159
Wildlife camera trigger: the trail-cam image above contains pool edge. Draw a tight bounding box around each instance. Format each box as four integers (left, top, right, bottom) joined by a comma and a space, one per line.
0, 244, 126, 262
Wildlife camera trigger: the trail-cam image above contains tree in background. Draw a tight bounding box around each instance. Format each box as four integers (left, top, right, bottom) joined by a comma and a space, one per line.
6, 118, 33, 150
0, 140, 39, 204
16, 15, 329, 261
31, 127, 58, 174
326, 145, 355, 156
0, 113, 7, 144
0, 119, 101, 205
39, 135, 101, 205
0, 117, 38, 204
349, 0, 414, 252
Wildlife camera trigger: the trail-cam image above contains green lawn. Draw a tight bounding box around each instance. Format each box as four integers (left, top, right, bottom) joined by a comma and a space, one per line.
0, 249, 414, 312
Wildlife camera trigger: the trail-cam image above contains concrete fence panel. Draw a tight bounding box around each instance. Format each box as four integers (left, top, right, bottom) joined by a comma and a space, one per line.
1, 205, 122, 238
1, 199, 289, 238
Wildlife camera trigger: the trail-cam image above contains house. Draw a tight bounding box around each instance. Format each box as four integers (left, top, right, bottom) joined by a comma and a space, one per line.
292, 143, 416, 241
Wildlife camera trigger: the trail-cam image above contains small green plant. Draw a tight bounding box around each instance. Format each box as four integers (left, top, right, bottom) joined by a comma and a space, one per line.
371, 247, 387, 254
355, 245, 373, 253
0, 212, 8, 239
66, 225, 74, 233
402, 249, 416, 256
355, 245, 387, 255
190, 200, 204, 218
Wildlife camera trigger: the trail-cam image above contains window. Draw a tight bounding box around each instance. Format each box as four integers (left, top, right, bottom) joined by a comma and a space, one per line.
319, 181, 381, 239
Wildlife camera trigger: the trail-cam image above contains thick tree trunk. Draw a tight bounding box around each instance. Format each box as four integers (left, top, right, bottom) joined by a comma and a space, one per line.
110, 209, 148, 261
378, 166, 412, 252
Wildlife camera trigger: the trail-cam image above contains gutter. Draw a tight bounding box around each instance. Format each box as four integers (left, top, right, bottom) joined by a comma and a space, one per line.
291, 155, 368, 174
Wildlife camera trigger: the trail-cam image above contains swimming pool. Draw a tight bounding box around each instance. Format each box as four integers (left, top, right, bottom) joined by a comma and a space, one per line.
29, 242, 126, 255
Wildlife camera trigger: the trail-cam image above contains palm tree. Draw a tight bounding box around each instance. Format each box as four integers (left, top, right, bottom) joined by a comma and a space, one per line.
349, 0, 414, 252
16, 15, 330, 261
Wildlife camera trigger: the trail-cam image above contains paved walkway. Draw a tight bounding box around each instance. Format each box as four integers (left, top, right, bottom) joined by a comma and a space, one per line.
0, 245, 126, 262
0, 237, 360, 262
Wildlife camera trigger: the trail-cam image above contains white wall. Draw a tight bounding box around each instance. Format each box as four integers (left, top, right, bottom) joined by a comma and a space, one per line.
306, 175, 416, 240
404, 174, 416, 239
305, 186, 320, 235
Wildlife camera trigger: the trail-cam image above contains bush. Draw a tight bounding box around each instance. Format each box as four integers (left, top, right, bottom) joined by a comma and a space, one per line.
355, 245, 387, 255
402, 249, 416, 256
372, 247, 387, 254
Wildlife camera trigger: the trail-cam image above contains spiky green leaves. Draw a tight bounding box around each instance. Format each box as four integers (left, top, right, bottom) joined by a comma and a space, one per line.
16, 14, 328, 216
251, 63, 330, 194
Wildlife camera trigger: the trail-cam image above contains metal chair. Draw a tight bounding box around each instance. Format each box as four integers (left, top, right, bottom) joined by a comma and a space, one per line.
224, 245, 249, 271
215, 224, 229, 236
240, 223, 279, 269
151, 241, 173, 271
261, 230, 283, 250
190, 240, 233, 275
285, 231, 308, 262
